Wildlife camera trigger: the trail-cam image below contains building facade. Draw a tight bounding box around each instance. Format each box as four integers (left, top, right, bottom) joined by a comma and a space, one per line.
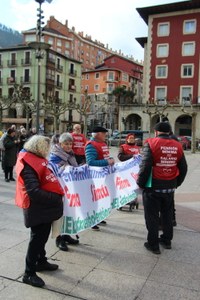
0, 45, 81, 134
135, 0, 200, 141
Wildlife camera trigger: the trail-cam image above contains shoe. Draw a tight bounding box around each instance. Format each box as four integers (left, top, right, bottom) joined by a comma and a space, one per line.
5, 179, 10, 182
63, 235, 79, 245
99, 220, 107, 226
144, 242, 161, 254
159, 238, 171, 249
22, 273, 45, 288
36, 261, 58, 272
9, 178, 15, 181
56, 236, 69, 251
92, 225, 100, 231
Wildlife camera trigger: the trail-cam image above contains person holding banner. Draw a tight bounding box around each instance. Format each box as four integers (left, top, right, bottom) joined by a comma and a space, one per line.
15, 135, 64, 288
71, 124, 87, 165
85, 126, 115, 230
137, 122, 187, 255
49, 132, 79, 251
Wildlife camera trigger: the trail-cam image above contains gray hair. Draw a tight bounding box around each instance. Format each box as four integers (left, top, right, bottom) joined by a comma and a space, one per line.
24, 135, 50, 158
59, 132, 73, 143
91, 132, 98, 138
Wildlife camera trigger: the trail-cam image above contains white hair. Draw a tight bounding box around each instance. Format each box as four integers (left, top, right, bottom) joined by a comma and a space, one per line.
91, 132, 98, 138
24, 135, 50, 158
59, 132, 73, 143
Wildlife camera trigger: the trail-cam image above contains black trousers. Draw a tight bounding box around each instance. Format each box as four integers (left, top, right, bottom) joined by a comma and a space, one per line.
4, 166, 14, 180
75, 154, 86, 165
143, 190, 173, 249
25, 222, 51, 275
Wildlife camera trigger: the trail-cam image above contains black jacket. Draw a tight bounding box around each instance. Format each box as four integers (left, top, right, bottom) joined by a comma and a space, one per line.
137, 134, 188, 190
21, 163, 63, 228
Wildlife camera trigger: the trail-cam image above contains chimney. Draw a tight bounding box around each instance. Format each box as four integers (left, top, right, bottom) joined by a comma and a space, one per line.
65, 20, 68, 28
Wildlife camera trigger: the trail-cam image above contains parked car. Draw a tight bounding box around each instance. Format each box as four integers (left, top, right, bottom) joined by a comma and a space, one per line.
177, 136, 191, 150
108, 130, 148, 147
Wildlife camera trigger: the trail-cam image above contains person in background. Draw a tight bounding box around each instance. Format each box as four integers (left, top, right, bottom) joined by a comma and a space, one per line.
85, 126, 115, 230
3, 127, 20, 182
137, 122, 187, 254
28, 127, 37, 138
18, 128, 28, 152
71, 124, 87, 165
15, 135, 64, 288
49, 133, 79, 251
118, 133, 140, 161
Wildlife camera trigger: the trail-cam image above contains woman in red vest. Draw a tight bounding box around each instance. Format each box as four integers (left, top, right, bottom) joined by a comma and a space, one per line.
118, 133, 140, 161
15, 135, 64, 288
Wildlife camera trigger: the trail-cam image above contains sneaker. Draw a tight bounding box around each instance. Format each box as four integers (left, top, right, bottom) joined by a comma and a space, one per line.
99, 220, 107, 226
159, 238, 171, 249
92, 225, 100, 231
22, 273, 45, 288
63, 235, 79, 245
56, 236, 69, 251
36, 261, 58, 272
144, 242, 161, 255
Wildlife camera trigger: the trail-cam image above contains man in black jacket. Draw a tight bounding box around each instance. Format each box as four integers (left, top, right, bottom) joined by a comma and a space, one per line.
137, 122, 187, 254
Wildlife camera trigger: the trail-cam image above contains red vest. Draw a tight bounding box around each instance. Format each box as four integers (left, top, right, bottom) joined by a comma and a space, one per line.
148, 137, 183, 180
86, 140, 110, 159
15, 151, 64, 209
71, 133, 86, 155
121, 143, 140, 156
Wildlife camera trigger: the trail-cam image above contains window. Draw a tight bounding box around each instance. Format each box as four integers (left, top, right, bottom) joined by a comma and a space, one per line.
158, 23, 169, 36
155, 87, 167, 101
85, 85, 89, 91
94, 84, 99, 91
24, 69, 30, 82
156, 65, 168, 78
108, 83, 114, 93
65, 41, 70, 48
182, 42, 195, 56
180, 86, 192, 104
57, 39, 61, 47
95, 73, 100, 79
108, 72, 114, 81
157, 44, 169, 57
48, 37, 53, 45
181, 64, 194, 77
0, 54, 2, 66
183, 20, 196, 34
86, 74, 89, 80
122, 73, 128, 81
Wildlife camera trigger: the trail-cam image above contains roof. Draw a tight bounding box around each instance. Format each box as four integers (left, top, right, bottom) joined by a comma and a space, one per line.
136, 0, 200, 24
135, 37, 147, 48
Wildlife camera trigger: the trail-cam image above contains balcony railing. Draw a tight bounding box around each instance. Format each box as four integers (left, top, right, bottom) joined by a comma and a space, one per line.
7, 60, 17, 67
7, 77, 16, 84
68, 85, 76, 92
56, 64, 63, 72
21, 76, 31, 84
21, 58, 32, 66
56, 81, 63, 89
69, 70, 77, 77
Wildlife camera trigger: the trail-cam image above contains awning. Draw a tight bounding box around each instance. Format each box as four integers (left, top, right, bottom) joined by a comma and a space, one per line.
2, 118, 32, 124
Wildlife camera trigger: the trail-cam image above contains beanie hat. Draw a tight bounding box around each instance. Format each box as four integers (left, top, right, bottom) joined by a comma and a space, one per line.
126, 133, 135, 141
92, 126, 108, 133
154, 122, 171, 133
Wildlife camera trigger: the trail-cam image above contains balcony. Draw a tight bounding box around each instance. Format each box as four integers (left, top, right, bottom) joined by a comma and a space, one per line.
68, 85, 76, 92
56, 81, 63, 89
21, 58, 32, 66
0, 77, 3, 85
7, 60, 17, 67
56, 64, 63, 72
69, 70, 77, 77
104, 76, 119, 82
20, 76, 31, 84
7, 77, 16, 84
0, 61, 3, 68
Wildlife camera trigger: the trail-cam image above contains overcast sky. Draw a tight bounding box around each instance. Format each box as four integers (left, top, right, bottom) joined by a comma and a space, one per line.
1, 0, 185, 61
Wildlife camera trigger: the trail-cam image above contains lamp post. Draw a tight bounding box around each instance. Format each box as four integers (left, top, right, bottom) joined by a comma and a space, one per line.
29, 0, 51, 133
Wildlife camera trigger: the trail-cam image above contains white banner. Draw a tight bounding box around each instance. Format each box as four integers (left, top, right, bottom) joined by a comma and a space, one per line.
49, 155, 141, 234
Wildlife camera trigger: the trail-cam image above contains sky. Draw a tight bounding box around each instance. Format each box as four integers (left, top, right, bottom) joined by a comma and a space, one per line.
1, 0, 185, 61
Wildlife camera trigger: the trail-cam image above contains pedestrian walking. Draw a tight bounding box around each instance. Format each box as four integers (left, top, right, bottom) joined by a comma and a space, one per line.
71, 123, 87, 165
137, 122, 187, 254
85, 126, 115, 230
49, 132, 79, 251
15, 135, 64, 288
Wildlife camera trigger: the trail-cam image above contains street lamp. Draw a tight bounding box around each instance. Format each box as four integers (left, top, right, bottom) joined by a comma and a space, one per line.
29, 0, 52, 133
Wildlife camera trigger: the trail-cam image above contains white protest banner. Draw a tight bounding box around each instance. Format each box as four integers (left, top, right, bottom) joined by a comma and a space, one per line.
49, 155, 141, 235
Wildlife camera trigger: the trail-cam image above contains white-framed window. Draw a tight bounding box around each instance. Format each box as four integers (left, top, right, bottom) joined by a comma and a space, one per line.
155, 86, 167, 101
122, 72, 128, 81
48, 37, 53, 45
86, 74, 89, 80
180, 86, 193, 104
65, 41, 70, 48
57, 39, 61, 47
94, 84, 99, 91
85, 85, 89, 91
95, 72, 100, 79
157, 22, 170, 36
156, 65, 168, 78
108, 83, 114, 93
183, 20, 196, 34
108, 72, 114, 81
181, 64, 194, 78
157, 44, 169, 57
182, 42, 195, 56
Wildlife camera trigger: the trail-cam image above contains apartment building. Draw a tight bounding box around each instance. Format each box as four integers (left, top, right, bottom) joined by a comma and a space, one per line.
135, 0, 200, 139
82, 54, 143, 130
0, 45, 81, 134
